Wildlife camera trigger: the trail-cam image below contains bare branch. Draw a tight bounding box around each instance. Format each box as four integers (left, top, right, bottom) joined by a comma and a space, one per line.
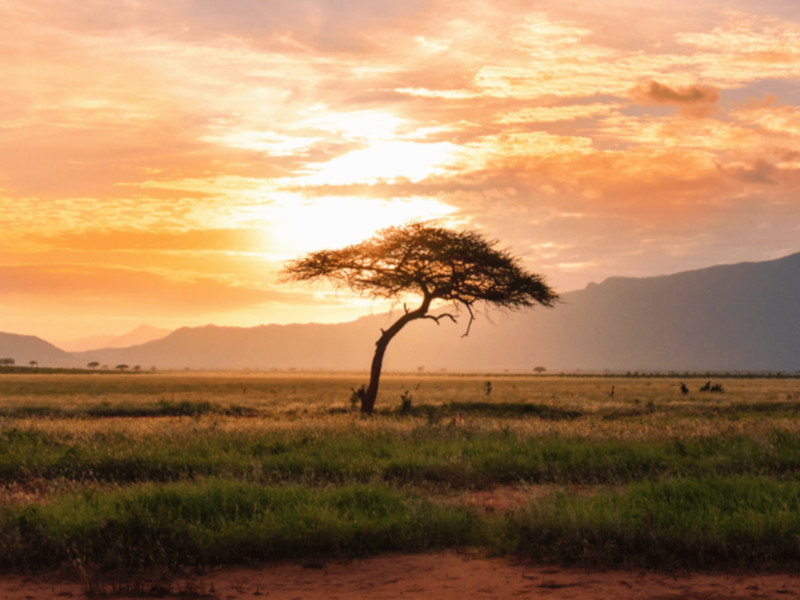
461, 302, 475, 338
424, 312, 458, 326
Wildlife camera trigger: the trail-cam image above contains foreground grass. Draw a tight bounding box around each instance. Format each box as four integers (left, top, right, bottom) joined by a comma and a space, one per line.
2, 373, 800, 575
3, 476, 800, 573
0, 480, 472, 572
491, 475, 800, 571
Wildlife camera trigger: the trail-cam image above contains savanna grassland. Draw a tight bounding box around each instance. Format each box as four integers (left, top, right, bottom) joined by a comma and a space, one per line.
2, 371, 800, 582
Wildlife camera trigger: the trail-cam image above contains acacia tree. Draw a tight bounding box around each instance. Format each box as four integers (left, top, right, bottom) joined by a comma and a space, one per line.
282, 222, 558, 414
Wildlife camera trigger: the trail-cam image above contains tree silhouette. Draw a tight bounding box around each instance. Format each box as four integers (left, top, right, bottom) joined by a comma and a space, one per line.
115, 364, 129, 372
87, 361, 100, 370
283, 222, 558, 413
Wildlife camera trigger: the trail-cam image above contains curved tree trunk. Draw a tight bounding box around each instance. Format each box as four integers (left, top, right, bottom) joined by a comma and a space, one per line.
360, 298, 431, 414
361, 335, 390, 414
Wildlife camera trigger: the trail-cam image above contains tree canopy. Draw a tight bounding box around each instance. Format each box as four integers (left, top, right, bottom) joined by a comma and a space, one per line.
282, 222, 558, 412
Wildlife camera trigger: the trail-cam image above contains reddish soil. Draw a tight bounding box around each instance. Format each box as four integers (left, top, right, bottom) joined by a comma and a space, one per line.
3, 552, 800, 600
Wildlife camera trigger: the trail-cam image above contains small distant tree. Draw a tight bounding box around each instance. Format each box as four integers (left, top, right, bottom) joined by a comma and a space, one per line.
0, 358, 15, 367
534, 366, 547, 374
283, 222, 558, 413
29, 360, 38, 367
115, 364, 129, 372
87, 361, 100, 370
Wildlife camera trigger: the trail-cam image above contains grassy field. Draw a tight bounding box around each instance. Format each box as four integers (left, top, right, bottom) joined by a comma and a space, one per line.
1, 371, 800, 578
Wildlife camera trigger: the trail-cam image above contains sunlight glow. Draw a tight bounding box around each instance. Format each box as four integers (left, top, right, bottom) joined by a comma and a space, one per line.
262, 196, 457, 256
204, 130, 318, 155
297, 141, 457, 185
301, 109, 406, 141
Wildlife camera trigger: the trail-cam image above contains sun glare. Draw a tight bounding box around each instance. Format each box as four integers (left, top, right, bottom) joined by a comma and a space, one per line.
297, 140, 457, 186
264, 196, 456, 256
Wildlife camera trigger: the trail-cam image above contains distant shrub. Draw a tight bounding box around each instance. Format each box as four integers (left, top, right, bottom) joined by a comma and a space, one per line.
399, 390, 413, 415
350, 385, 367, 412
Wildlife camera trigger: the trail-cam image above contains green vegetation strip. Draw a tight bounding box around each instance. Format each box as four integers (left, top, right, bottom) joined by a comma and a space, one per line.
3, 476, 800, 573
0, 400, 251, 419
4, 427, 800, 486
0, 480, 472, 572
490, 475, 800, 571
5, 399, 800, 420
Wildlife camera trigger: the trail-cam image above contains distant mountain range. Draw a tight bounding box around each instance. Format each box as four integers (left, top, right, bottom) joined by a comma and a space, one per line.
0, 331, 74, 367
56, 325, 172, 352
2, 252, 799, 372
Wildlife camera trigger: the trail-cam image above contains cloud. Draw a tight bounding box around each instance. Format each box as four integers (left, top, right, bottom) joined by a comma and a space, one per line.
32, 228, 272, 253
2, 0, 452, 55
674, 13, 800, 83
496, 103, 622, 124
636, 80, 719, 105
632, 80, 719, 117
726, 159, 780, 184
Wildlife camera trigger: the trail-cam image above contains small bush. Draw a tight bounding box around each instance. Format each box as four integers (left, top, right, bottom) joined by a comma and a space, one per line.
399, 391, 413, 415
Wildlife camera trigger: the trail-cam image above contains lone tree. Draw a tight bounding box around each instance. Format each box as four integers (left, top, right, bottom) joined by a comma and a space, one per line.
282, 222, 558, 413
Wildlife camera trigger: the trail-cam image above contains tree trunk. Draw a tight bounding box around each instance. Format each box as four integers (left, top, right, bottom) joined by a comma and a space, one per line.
360, 298, 431, 414
360, 335, 390, 414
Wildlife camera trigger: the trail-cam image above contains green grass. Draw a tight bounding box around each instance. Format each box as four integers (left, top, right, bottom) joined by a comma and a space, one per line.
4, 426, 800, 486
490, 475, 800, 570
4, 475, 800, 573
0, 480, 472, 572
2, 372, 800, 575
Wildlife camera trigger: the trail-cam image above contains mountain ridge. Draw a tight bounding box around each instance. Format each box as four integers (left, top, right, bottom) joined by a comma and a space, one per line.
56, 325, 172, 352
0, 331, 75, 367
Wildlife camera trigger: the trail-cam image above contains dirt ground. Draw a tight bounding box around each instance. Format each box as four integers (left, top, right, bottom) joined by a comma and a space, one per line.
3, 551, 800, 600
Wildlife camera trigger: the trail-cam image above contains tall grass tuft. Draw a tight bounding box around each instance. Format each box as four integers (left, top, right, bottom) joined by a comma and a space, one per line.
489, 475, 800, 571
0, 480, 473, 573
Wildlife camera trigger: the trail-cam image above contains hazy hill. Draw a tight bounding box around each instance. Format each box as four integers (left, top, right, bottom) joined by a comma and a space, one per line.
72, 319, 381, 371
57, 325, 172, 352
66, 252, 800, 373
0, 332, 76, 367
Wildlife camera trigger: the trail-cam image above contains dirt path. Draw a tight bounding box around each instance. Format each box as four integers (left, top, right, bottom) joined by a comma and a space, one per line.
3, 551, 800, 599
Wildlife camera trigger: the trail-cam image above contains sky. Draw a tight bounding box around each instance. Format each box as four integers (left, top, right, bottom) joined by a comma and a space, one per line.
2, 0, 799, 343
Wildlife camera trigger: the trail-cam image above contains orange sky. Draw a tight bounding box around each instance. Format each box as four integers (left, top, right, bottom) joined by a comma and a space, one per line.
2, 0, 799, 343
